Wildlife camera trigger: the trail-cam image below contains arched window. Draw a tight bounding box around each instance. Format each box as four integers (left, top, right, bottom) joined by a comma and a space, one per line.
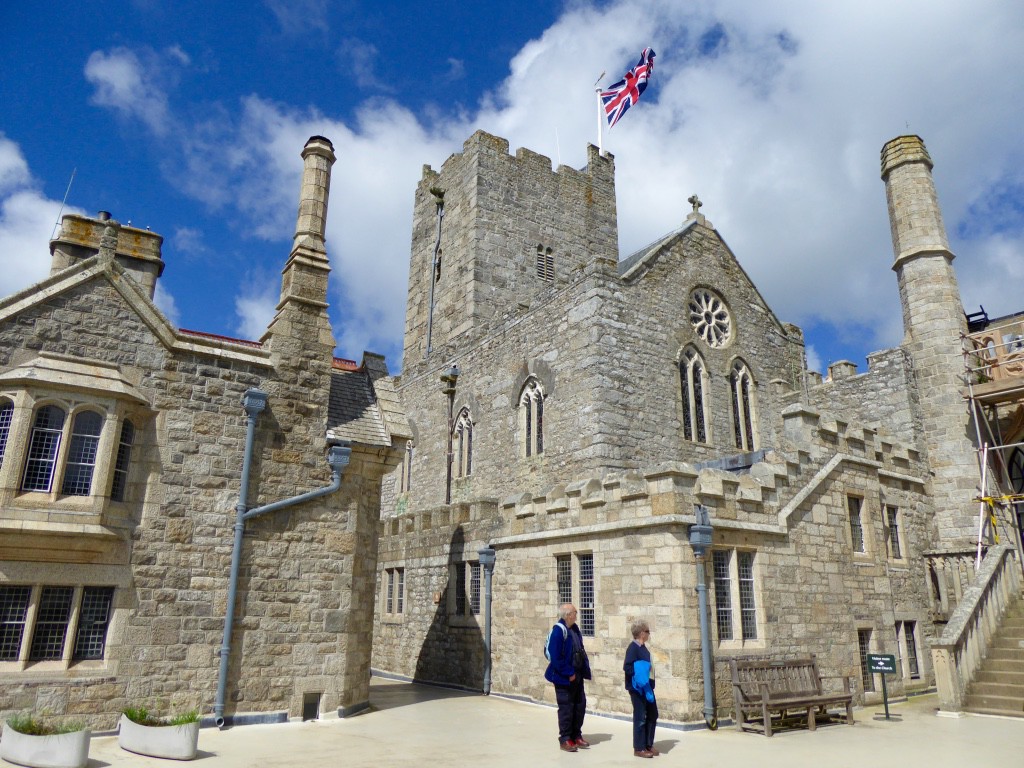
398, 442, 413, 493
110, 419, 135, 502
22, 405, 66, 492
453, 409, 473, 478
0, 400, 13, 469
730, 361, 757, 451
679, 348, 709, 443
61, 410, 104, 496
519, 378, 545, 457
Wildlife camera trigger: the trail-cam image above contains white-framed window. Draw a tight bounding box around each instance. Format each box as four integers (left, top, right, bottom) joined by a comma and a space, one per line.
384, 567, 405, 616
0, 399, 13, 469
109, 420, 135, 503
554, 552, 595, 637
730, 361, 756, 451
453, 409, 473, 478
452, 561, 482, 617
398, 442, 413, 493
857, 628, 874, 692
895, 620, 920, 679
712, 549, 760, 644
679, 347, 710, 443
0, 584, 114, 667
885, 505, 904, 560
848, 495, 867, 554
519, 378, 545, 457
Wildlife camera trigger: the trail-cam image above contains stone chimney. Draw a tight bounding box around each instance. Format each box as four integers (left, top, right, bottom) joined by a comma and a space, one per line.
273, 136, 336, 313
881, 135, 975, 545
263, 136, 338, 351
49, 212, 164, 299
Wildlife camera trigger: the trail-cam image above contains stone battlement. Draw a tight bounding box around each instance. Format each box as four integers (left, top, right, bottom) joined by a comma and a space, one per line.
383, 402, 924, 541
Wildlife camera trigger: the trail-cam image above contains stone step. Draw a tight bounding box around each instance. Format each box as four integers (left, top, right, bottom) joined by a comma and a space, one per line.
982, 658, 1024, 673
975, 669, 1024, 685
964, 693, 1024, 715
963, 704, 1024, 719
969, 681, 1024, 698
987, 643, 1024, 658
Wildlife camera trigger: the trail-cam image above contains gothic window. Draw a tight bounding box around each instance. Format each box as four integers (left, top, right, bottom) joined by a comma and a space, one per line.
22, 405, 66, 492
398, 442, 413, 493
453, 409, 473, 478
520, 378, 545, 457
536, 246, 555, 282
109, 420, 135, 502
0, 399, 13, 469
730, 361, 756, 451
689, 288, 732, 348
679, 348, 709, 443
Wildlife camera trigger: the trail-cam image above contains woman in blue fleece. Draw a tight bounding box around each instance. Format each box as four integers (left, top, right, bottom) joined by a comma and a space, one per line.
623, 618, 659, 758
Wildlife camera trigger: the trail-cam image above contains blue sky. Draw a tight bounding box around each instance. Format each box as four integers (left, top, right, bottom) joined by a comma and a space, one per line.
2, 1, 1023, 378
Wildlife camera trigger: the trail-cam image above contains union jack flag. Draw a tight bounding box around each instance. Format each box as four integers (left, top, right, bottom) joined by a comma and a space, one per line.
601, 47, 656, 128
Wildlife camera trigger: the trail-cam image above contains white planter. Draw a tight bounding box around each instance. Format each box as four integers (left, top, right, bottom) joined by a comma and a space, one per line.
117, 714, 200, 760
0, 722, 91, 768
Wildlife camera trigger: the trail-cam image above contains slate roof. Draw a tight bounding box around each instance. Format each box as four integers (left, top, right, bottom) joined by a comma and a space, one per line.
326, 354, 411, 447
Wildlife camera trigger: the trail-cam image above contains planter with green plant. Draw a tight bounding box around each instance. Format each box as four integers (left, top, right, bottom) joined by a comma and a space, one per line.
0, 713, 90, 768
118, 707, 201, 760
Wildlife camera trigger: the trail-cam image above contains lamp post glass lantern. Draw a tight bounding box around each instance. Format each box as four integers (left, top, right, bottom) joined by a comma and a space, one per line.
441, 365, 460, 504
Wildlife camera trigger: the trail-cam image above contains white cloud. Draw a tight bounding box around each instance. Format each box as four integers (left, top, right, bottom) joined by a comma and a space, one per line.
84, 47, 186, 136
0, 135, 83, 298
154, 282, 181, 327
80, 1, 1024, 369
265, 0, 328, 37
234, 276, 279, 341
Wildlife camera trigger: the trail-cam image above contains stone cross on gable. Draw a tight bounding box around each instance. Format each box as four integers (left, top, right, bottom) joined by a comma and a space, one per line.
688, 194, 702, 214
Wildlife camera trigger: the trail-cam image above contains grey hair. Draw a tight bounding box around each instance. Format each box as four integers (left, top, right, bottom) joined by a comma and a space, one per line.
630, 618, 650, 638
558, 603, 576, 620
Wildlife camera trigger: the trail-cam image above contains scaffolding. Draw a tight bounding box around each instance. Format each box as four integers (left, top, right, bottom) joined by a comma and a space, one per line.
962, 310, 1024, 569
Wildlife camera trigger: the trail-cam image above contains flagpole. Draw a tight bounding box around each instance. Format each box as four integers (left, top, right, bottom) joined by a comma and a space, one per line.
594, 71, 605, 156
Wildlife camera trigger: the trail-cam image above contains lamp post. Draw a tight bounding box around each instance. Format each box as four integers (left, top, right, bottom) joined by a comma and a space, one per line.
688, 504, 717, 729
441, 364, 460, 504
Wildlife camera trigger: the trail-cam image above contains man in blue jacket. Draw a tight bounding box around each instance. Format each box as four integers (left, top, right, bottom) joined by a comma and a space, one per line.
544, 603, 592, 752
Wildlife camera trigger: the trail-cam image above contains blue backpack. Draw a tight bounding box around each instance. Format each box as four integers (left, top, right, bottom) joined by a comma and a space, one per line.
543, 623, 568, 661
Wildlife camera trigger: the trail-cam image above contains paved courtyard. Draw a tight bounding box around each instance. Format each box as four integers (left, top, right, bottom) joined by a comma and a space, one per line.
80, 678, 1023, 767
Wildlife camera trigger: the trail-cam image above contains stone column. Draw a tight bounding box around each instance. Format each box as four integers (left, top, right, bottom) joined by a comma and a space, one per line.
881, 135, 977, 545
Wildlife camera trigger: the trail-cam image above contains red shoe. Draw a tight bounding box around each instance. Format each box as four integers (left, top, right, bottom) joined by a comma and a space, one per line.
574, 737, 591, 748
647, 746, 660, 756
561, 741, 578, 752
634, 750, 654, 758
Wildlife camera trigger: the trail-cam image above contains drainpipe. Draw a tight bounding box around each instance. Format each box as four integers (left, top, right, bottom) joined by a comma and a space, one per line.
688, 504, 718, 729
478, 547, 496, 694
214, 388, 352, 728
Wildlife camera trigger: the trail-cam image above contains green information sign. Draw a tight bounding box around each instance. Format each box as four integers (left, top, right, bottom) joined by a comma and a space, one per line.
866, 653, 897, 719
867, 654, 897, 673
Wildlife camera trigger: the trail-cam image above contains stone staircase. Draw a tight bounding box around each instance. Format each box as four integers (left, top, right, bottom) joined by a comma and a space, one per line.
964, 595, 1024, 717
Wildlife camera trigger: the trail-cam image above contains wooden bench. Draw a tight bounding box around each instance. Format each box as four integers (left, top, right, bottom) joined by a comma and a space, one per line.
729, 656, 854, 736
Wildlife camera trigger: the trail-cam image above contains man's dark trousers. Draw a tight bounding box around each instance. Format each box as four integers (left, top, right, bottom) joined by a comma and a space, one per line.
555, 676, 586, 743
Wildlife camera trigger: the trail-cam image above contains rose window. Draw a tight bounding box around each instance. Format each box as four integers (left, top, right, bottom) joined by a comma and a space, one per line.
689, 289, 731, 348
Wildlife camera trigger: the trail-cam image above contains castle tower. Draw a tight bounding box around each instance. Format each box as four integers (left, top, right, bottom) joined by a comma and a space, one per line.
881, 135, 977, 544
401, 131, 618, 371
